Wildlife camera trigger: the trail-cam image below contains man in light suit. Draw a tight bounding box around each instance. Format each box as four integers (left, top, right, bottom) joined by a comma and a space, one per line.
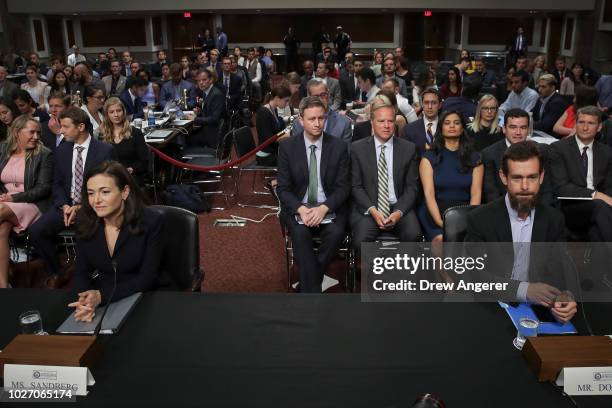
101, 60, 127, 97
291, 78, 352, 144
159, 63, 196, 109
401, 87, 441, 157
0, 65, 18, 99
351, 94, 422, 250
315, 61, 341, 111
277, 96, 350, 293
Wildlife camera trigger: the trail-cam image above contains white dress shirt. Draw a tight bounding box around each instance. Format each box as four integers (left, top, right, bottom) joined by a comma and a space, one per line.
396, 94, 418, 123
71, 135, 92, 201
302, 135, 326, 205
80, 105, 104, 139
423, 117, 439, 141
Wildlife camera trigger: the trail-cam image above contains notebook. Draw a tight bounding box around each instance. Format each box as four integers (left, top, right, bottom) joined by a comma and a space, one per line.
56, 292, 142, 335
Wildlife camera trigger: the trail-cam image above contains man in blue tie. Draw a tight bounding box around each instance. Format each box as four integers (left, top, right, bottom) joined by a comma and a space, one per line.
401, 88, 442, 157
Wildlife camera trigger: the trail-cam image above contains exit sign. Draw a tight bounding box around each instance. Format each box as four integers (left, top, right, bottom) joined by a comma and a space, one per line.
424, 10, 432, 17
184, 11, 192, 18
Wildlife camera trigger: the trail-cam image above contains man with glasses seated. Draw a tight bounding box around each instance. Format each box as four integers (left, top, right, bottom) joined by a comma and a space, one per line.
277, 96, 350, 293
482, 109, 554, 206
401, 87, 441, 157
291, 78, 352, 144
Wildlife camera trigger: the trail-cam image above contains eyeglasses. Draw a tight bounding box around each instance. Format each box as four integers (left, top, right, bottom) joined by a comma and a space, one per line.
481, 107, 498, 112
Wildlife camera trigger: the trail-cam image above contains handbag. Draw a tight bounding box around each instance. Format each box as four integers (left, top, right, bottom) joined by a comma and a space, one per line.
162, 184, 210, 214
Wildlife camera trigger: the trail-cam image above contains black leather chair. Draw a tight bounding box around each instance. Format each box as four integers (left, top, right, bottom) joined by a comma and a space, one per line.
443, 205, 478, 242
150, 205, 203, 291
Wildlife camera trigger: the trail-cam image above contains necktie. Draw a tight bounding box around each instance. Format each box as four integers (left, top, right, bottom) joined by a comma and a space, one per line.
539, 99, 546, 118
307, 145, 318, 206
377, 145, 390, 219
361, 91, 367, 102
72, 146, 85, 205
224, 76, 230, 95
426, 122, 434, 144
581, 146, 588, 180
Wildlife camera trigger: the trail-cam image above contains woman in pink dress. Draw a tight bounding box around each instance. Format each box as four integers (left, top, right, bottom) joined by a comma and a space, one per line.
0, 115, 53, 287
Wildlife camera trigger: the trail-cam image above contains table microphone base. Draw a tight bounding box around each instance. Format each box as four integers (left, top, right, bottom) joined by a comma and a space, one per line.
0, 334, 102, 376
522, 336, 612, 381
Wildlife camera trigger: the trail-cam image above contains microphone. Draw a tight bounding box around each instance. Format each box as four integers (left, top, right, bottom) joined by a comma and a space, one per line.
412, 394, 446, 408
565, 248, 594, 336
93, 260, 118, 337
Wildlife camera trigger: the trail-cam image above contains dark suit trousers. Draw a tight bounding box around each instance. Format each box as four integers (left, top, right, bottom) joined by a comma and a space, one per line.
29, 208, 69, 276
286, 210, 347, 293
561, 200, 612, 241
351, 209, 421, 252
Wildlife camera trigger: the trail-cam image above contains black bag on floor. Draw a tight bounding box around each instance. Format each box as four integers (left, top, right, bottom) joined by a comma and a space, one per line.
162, 184, 210, 214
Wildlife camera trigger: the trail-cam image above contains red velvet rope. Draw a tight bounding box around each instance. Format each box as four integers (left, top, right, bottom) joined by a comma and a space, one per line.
149, 132, 280, 172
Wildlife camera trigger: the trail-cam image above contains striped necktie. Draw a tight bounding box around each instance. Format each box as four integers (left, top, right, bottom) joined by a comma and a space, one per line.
377, 145, 390, 219
72, 146, 85, 205
307, 145, 318, 206
426, 122, 434, 145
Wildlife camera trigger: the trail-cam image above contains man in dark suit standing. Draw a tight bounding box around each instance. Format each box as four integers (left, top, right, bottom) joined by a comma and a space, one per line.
277, 96, 350, 293
482, 109, 555, 205
299, 60, 315, 98
508, 27, 528, 64
339, 60, 359, 109
351, 94, 421, 249
466, 141, 577, 322
549, 106, 612, 240
216, 57, 242, 111
119, 77, 148, 119
29, 107, 115, 288
532, 74, 569, 138
150, 50, 170, 78
401, 88, 441, 157
191, 68, 226, 149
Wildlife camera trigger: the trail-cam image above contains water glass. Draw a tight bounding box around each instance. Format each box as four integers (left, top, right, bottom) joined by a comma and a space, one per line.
19, 310, 46, 335
513, 317, 540, 350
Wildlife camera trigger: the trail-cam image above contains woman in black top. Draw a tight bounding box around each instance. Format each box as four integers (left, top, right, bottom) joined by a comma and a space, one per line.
99, 97, 149, 185
13, 90, 50, 123
69, 161, 162, 321
466, 94, 504, 151
255, 86, 292, 166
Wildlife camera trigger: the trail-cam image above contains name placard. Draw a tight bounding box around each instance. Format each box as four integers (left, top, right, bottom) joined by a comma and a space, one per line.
4, 364, 95, 396
557, 366, 612, 395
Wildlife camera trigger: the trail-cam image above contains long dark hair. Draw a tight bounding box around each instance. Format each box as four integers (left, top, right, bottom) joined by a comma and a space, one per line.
431, 110, 479, 173
76, 161, 148, 239
570, 62, 587, 85
0, 97, 21, 142
447, 66, 462, 86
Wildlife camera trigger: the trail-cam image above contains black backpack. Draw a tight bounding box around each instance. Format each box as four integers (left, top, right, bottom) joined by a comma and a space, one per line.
162, 184, 210, 214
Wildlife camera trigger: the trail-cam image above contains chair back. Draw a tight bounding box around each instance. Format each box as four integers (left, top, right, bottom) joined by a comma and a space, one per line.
443, 205, 478, 242
234, 126, 256, 158
150, 205, 203, 291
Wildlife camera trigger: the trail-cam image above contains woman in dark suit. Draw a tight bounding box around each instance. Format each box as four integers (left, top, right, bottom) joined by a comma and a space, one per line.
99, 97, 149, 185
255, 85, 291, 166
69, 161, 163, 321
0, 115, 53, 287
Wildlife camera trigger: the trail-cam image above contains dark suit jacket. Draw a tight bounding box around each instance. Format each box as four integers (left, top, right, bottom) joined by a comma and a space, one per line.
119, 89, 144, 119
482, 139, 555, 206
0, 80, 18, 99
0, 143, 53, 212
532, 93, 569, 137
73, 208, 163, 304
40, 122, 63, 153
277, 131, 350, 220
465, 197, 571, 298
150, 61, 170, 78
205, 61, 224, 81
52, 136, 115, 208
441, 96, 477, 123
192, 85, 226, 146
350, 136, 419, 219
215, 73, 243, 109
340, 74, 359, 108
553, 68, 572, 87
549, 136, 612, 198
401, 118, 431, 157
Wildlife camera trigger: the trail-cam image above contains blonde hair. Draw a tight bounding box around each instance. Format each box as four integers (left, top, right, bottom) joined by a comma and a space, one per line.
99, 97, 132, 143
369, 94, 395, 120
7, 115, 42, 160
538, 73, 557, 87
468, 94, 501, 134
